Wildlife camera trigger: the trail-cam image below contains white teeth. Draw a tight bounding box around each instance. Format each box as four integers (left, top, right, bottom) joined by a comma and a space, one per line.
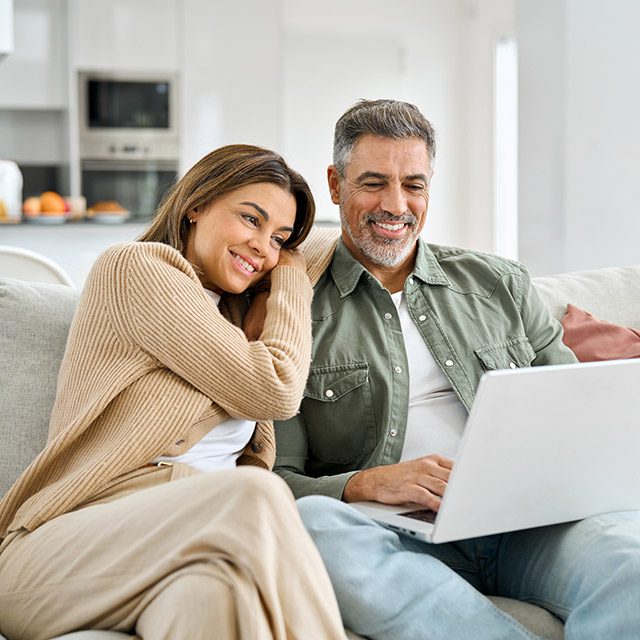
377, 222, 405, 231
233, 253, 256, 273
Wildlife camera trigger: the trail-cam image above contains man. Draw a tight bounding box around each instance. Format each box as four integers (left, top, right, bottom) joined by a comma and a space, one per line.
274, 99, 640, 639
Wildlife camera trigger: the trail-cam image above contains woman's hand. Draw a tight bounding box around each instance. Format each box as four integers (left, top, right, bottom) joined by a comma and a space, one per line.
243, 289, 269, 341
277, 247, 306, 272
243, 249, 306, 341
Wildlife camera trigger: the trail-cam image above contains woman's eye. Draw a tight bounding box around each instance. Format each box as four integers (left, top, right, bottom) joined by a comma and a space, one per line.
242, 214, 259, 226
271, 236, 285, 248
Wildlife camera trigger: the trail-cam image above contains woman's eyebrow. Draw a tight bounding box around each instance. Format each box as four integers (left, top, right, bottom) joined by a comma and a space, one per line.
240, 201, 294, 233
240, 201, 269, 220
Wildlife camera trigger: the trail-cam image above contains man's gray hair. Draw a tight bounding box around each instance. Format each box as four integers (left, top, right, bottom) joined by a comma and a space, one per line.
333, 99, 436, 176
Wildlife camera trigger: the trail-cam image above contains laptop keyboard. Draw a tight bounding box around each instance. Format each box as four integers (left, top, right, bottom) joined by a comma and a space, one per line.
399, 508, 438, 524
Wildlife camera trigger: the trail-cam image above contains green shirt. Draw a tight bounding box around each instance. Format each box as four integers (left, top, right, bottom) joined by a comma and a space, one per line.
274, 239, 577, 499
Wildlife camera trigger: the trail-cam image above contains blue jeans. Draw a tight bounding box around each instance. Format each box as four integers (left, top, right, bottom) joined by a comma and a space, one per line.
297, 496, 640, 640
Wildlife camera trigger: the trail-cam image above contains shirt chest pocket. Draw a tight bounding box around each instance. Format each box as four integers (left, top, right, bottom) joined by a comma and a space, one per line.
302, 363, 377, 464
474, 336, 536, 371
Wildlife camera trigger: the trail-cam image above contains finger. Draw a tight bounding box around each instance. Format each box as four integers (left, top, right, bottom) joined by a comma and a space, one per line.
417, 475, 447, 498
418, 458, 451, 483
408, 486, 442, 511
433, 454, 454, 470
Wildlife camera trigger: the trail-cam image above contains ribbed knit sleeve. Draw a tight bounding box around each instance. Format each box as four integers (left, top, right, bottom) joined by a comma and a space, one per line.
103, 242, 313, 421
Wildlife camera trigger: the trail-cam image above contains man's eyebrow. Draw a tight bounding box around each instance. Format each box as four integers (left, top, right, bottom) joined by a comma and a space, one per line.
240, 201, 294, 233
356, 171, 388, 182
355, 172, 428, 183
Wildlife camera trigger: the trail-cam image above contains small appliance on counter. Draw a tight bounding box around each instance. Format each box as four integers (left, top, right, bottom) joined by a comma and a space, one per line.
0, 160, 23, 223
78, 70, 179, 219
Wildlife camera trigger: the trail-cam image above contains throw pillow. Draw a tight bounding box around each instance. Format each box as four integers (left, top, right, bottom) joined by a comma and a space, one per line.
561, 303, 640, 362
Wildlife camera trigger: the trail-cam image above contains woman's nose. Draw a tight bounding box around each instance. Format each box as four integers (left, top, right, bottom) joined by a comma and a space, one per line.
248, 232, 269, 256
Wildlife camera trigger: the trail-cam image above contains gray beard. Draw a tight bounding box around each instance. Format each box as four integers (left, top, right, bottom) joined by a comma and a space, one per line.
340, 207, 418, 268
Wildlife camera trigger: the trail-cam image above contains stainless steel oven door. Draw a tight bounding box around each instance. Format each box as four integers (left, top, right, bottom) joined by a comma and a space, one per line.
81, 159, 177, 220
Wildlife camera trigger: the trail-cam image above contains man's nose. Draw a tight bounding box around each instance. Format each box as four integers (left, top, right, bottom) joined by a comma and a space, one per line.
380, 184, 407, 217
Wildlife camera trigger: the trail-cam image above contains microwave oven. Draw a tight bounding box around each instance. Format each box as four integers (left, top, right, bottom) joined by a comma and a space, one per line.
78, 70, 179, 162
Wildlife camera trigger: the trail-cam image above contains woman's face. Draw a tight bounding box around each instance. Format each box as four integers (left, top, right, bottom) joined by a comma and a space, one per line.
185, 182, 297, 294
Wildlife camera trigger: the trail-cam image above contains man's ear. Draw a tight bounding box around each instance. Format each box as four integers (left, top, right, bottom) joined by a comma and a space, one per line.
327, 165, 341, 205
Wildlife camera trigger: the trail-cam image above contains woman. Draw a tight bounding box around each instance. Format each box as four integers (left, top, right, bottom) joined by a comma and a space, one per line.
0, 145, 346, 640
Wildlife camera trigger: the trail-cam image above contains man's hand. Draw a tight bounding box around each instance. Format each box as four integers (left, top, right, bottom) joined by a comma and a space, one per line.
343, 455, 453, 511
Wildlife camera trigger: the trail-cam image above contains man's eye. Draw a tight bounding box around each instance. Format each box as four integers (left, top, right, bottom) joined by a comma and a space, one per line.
243, 214, 259, 226
406, 184, 425, 192
363, 182, 383, 188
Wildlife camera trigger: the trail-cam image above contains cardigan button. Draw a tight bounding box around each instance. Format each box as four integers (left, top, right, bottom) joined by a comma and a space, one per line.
251, 442, 263, 453
175, 439, 186, 445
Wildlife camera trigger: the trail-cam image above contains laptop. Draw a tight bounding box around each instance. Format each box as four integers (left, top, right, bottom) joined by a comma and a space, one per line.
351, 358, 640, 543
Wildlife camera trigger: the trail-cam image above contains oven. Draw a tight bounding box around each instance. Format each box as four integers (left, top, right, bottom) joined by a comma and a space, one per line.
78, 71, 179, 218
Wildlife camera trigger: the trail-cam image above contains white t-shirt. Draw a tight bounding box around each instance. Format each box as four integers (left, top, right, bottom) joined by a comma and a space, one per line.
153, 289, 256, 472
390, 291, 468, 461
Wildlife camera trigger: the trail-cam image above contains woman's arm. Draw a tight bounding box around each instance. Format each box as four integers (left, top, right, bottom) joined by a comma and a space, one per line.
100, 242, 313, 421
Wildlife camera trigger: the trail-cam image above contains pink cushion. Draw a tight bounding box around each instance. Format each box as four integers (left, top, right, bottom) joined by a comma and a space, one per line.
561, 304, 640, 362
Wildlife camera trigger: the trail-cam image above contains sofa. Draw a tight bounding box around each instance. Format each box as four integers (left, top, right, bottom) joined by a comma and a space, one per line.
2, 262, 640, 640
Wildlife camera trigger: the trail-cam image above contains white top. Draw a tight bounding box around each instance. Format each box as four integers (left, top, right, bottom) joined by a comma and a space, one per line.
390, 291, 468, 461
153, 289, 256, 471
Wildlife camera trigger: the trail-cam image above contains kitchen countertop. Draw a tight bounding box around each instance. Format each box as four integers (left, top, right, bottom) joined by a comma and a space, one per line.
1, 221, 149, 287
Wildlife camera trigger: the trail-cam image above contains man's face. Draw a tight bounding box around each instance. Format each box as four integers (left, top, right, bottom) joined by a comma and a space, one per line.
328, 134, 432, 272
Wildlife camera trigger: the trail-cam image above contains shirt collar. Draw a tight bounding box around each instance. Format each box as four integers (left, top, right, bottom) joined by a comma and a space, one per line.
329, 237, 450, 297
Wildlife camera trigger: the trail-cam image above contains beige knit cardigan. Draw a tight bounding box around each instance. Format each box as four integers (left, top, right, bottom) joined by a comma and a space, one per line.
0, 237, 337, 539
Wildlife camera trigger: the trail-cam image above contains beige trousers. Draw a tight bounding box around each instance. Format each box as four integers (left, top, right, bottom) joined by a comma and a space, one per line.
0, 465, 346, 640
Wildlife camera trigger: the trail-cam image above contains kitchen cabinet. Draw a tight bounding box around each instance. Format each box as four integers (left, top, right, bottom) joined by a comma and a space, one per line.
0, 0, 14, 61
0, 0, 67, 109
68, 0, 179, 72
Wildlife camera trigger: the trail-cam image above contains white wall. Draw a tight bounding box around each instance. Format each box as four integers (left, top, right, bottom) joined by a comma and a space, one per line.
518, 0, 640, 274
180, 0, 281, 172
281, 0, 472, 243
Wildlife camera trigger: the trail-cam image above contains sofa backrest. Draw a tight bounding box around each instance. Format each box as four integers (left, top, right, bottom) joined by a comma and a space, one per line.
0, 278, 80, 497
1, 263, 639, 500
533, 264, 640, 328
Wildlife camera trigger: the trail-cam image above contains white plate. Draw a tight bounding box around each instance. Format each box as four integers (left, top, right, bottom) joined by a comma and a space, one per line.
90, 211, 130, 224
24, 215, 67, 225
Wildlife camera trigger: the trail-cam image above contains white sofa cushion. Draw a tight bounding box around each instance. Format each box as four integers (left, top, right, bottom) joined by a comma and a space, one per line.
533, 264, 640, 327
0, 278, 79, 497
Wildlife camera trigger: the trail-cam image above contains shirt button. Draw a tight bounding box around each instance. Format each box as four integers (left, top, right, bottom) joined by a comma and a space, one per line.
325, 389, 334, 398
418, 314, 427, 322
509, 362, 517, 369
409, 277, 415, 285
394, 366, 402, 374
389, 428, 398, 437
444, 359, 454, 367
384, 312, 393, 320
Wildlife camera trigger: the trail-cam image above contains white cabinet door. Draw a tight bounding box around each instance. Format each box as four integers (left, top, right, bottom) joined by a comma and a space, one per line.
69, 0, 179, 72
0, 0, 67, 108
0, 0, 14, 60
